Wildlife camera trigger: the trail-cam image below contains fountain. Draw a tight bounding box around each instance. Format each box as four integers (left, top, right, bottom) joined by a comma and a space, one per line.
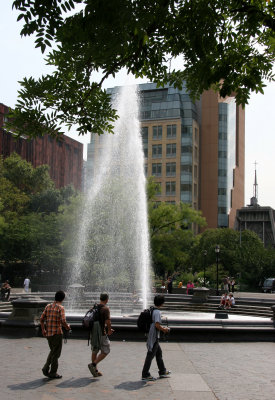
1, 84, 273, 341
69, 85, 151, 310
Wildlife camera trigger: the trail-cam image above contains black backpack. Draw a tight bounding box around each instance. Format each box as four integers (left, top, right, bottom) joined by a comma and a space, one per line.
137, 306, 155, 333
82, 303, 101, 330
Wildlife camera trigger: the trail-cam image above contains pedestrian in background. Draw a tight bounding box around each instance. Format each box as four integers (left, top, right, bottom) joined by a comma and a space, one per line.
23, 277, 30, 293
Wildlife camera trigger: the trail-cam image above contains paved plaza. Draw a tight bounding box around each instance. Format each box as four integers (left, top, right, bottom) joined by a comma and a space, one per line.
0, 336, 275, 400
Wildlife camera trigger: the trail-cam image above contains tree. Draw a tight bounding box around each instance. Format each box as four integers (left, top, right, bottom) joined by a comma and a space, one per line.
190, 228, 269, 289
2, 153, 53, 194
147, 177, 206, 276
8, 0, 275, 138
0, 154, 77, 279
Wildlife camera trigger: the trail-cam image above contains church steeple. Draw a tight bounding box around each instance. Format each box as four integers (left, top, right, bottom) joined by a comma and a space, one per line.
250, 161, 258, 206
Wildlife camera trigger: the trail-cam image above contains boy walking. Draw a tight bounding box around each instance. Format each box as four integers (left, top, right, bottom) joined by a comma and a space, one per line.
141, 294, 171, 381
40, 290, 71, 379
88, 292, 114, 377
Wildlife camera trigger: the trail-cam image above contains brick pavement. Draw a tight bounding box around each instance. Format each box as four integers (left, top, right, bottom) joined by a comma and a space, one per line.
1, 336, 275, 400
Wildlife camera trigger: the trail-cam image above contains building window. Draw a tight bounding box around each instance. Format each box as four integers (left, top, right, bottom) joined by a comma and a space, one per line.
152, 163, 162, 176
153, 125, 162, 140
166, 162, 176, 177
167, 124, 177, 138
218, 207, 227, 214
218, 169, 227, 177
219, 114, 227, 122
218, 188, 227, 195
142, 127, 148, 142
194, 165, 198, 178
181, 145, 192, 153
156, 183, 162, 196
181, 164, 192, 173
219, 131, 227, 140
181, 183, 192, 192
152, 144, 162, 158
144, 164, 148, 176
194, 183, 197, 199
194, 146, 198, 162
144, 147, 148, 158
166, 181, 176, 195
194, 127, 198, 143
182, 126, 192, 137
166, 143, 176, 158
218, 150, 227, 158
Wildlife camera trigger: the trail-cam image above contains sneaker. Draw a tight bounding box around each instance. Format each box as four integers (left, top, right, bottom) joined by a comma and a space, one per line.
159, 370, 171, 378
88, 363, 98, 377
141, 375, 156, 381
48, 374, 62, 379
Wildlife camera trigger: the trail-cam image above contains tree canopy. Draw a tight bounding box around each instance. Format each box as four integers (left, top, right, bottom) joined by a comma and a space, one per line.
8, 0, 275, 138
0, 154, 77, 280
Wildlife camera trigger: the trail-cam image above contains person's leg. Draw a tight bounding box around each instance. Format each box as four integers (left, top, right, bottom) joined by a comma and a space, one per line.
93, 335, 110, 366
48, 334, 63, 377
89, 335, 110, 376
91, 350, 99, 363
142, 342, 158, 378
42, 337, 53, 375
155, 343, 166, 375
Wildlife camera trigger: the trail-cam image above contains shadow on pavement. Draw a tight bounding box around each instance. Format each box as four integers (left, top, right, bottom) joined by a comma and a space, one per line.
56, 377, 96, 388
114, 381, 147, 391
8, 378, 48, 390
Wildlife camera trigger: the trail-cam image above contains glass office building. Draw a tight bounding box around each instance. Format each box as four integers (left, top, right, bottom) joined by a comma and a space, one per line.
139, 82, 200, 211
86, 83, 245, 229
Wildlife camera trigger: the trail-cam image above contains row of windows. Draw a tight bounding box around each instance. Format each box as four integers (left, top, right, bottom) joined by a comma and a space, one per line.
152, 162, 176, 177
140, 108, 181, 119
146, 144, 196, 158
150, 163, 197, 178
153, 182, 195, 197
142, 125, 177, 141
152, 143, 177, 158
143, 125, 198, 141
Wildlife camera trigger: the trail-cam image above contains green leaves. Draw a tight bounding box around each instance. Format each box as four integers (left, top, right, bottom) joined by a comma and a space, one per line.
10, 0, 275, 139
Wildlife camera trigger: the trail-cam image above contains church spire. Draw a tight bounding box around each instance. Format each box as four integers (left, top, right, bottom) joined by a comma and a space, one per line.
250, 161, 258, 206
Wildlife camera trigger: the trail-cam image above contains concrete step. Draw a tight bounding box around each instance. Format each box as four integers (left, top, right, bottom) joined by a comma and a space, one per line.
0, 302, 13, 312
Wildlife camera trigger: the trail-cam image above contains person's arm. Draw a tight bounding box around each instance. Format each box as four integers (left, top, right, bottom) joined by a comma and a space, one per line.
40, 309, 47, 337
105, 318, 114, 335
155, 321, 169, 334
60, 307, 70, 330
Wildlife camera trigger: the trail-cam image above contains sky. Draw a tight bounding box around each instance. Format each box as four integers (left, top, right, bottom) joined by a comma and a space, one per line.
0, 4, 274, 208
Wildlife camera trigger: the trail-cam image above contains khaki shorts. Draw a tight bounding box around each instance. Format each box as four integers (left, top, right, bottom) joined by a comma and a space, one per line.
92, 335, 110, 355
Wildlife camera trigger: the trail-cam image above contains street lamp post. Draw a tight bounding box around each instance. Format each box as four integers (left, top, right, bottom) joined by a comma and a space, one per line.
215, 245, 220, 296
203, 250, 207, 287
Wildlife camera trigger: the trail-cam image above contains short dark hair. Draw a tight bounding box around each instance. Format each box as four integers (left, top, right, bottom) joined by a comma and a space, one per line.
55, 290, 66, 302
100, 292, 109, 302
154, 294, 165, 307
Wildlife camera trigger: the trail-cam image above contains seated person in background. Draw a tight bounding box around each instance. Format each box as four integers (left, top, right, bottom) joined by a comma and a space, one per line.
1, 280, 11, 301
186, 280, 194, 295
219, 292, 229, 309
178, 281, 183, 289
160, 280, 166, 293
228, 293, 235, 308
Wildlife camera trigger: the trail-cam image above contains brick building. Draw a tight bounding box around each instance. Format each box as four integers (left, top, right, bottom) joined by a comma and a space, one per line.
0, 103, 83, 190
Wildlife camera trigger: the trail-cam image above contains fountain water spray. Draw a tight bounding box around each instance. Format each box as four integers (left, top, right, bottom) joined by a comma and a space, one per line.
70, 85, 151, 309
